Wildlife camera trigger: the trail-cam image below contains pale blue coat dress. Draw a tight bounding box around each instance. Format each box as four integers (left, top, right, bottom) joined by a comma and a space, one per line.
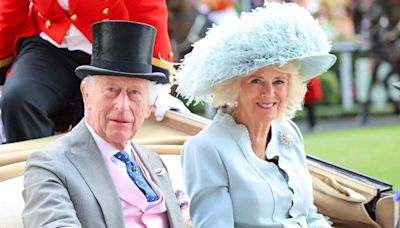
181, 112, 330, 228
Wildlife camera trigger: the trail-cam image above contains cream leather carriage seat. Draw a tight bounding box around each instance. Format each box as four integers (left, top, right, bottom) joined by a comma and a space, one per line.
0, 176, 24, 228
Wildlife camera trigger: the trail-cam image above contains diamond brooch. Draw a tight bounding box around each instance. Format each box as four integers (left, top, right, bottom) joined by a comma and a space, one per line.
279, 130, 294, 146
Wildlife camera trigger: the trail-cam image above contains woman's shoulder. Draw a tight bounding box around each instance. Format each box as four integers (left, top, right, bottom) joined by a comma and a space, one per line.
182, 125, 225, 165
191, 112, 235, 137
183, 112, 239, 159
186, 115, 230, 145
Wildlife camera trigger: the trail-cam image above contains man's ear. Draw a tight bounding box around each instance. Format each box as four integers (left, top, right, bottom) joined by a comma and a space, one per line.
80, 82, 90, 107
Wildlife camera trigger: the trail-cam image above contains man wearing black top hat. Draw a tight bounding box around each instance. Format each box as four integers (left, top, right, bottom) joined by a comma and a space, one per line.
22, 21, 184, 228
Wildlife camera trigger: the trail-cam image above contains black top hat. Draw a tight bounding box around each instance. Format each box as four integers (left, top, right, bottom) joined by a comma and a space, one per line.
394, 82, 400, 90
75, 20, 165, 82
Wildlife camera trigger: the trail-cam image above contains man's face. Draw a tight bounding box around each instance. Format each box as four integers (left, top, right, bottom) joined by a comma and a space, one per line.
81, 76, 154, 149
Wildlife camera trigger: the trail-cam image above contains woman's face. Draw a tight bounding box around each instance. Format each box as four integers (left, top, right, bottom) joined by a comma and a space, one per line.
236, 65, 289, 124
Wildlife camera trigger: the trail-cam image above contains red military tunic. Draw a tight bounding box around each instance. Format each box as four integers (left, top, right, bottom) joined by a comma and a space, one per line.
0, 0, 173, 73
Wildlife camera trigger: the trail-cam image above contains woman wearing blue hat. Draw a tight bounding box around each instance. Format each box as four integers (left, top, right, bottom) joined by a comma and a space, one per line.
176, 2, 336, 227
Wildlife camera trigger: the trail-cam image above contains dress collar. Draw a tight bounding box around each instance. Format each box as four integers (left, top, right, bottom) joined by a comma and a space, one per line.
214, 111, 281, 161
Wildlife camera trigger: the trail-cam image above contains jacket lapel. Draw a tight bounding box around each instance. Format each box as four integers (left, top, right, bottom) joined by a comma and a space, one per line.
223, 115, 286, 185
65, 120, 125, 228
133, 144, 184, 228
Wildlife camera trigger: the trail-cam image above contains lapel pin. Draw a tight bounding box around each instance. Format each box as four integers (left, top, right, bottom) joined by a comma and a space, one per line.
155, 168, 166, 176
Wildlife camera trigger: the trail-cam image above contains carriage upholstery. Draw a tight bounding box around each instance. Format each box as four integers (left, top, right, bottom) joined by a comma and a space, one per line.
0, 111, 398, 228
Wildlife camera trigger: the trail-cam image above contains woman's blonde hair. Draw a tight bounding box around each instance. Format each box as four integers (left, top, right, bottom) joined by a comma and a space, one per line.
212, 62, 307, 121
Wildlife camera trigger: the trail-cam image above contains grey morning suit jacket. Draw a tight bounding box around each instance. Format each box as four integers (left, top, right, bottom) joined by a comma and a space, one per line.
22, 120, 184, 228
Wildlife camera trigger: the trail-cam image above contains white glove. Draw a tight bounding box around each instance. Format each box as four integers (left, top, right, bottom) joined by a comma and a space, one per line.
153, 84, 191, 121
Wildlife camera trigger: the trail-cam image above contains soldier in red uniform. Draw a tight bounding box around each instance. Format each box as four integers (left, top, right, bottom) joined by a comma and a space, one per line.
0, 0, 188, 143
304, 77, 323, 131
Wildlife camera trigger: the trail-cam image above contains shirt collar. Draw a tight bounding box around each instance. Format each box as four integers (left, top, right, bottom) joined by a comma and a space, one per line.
85, 119, 133, 159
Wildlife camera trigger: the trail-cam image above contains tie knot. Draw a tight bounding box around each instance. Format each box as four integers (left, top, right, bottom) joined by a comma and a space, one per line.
114, 151, 131, 164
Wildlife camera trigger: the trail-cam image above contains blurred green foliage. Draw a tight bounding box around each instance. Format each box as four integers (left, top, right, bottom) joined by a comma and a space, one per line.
320, 70, 341, 105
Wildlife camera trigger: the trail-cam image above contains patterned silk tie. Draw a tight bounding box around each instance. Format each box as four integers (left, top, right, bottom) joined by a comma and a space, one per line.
114, 151, 159, 202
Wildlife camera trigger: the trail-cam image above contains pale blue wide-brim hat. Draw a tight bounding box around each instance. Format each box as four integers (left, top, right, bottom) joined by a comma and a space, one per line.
175, 2, 337, 103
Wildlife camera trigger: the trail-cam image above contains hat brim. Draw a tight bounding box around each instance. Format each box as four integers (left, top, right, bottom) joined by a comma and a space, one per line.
297, 54, 337, 81
75, 65, 166, 82
394, 82, 400, 90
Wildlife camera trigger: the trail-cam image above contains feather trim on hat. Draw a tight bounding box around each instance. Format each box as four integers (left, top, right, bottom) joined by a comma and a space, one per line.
175, 2, 334, 104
